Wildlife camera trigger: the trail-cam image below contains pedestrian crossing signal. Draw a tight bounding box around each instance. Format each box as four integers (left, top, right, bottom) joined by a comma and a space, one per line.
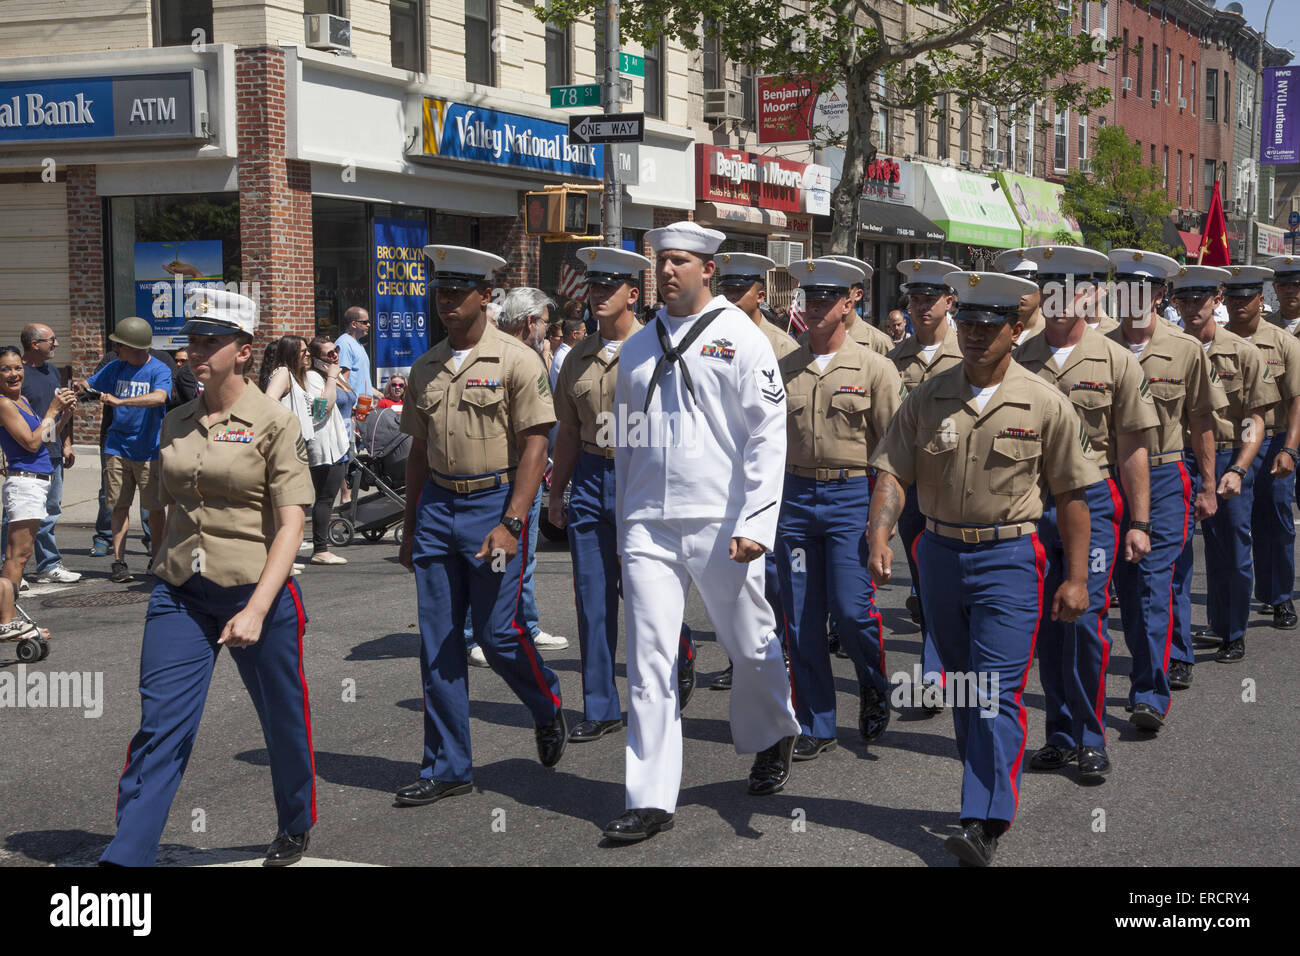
524, 188, 590, 237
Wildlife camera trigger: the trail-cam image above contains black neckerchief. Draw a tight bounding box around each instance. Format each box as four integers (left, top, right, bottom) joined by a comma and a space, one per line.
644, 308, 725, 414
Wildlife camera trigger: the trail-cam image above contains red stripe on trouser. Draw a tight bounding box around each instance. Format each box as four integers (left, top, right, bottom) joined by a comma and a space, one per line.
287, 579, 318, 826
1093, 479, 1122, 730
510, 516, 563, 710
679, 628, 693, 661
1009, 535, 1048, 822
114, 743, 133, 817
1162, 464, 1193, 714
869, 606, 886, 677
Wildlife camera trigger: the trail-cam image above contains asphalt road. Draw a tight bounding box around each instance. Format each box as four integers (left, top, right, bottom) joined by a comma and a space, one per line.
1, 522, 1295, 868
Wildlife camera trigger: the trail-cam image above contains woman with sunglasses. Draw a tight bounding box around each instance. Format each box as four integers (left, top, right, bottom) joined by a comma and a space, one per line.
378, 374, 406, 411
101, 289, 316, 866
299, 337, 351, 565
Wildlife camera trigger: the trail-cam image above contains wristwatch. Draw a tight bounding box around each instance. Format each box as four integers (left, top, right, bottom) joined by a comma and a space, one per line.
1284, 446, 1300, 464
501, 515, 525, 535
1227, 464, 1248, 479
1129, 520, 1153, 533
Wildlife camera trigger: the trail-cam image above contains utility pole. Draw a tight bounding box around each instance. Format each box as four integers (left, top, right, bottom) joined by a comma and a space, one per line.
600, 0, 622, 249
1246, 0, 1275, 265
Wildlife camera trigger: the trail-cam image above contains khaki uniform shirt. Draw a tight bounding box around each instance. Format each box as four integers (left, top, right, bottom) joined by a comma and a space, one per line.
871, 360, 1100, 525
154, 385, 314, 589
1237, 320, 1300, 433
847, 314, 894, 356
1202, 328, 1281, 444
780, 339, 904, 470
758, 315, 799, 359
1014, 325, 1159, 470
401, 323, 556, 475
1085, 314, 1120, 335
888, 323, 964, 391
553, 322, 641, 447
1106, 319, 1228, 455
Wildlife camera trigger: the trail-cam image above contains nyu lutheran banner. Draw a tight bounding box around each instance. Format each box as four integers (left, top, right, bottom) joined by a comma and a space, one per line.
373, 217, 430, 385
419, 97, 603, 179
1261, 67, 1300, 165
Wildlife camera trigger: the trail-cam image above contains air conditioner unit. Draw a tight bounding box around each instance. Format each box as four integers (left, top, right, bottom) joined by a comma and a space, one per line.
1121, 77, 1133, 92
703, 88, 745, 122
766, 240, 804, 268
994, 149, 1006, 166
1152, 90, 1162, 103
1179, 97, 1187, 110
959, 149, 971, 165
306, 13, 351, 51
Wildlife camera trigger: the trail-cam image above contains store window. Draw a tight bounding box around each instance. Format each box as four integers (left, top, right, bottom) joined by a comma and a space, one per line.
391, 0, 424, 73
312, 198, 371, 339
155, 0, 212, 47
465, 0, 494, 86
644, 39, 664, 119
106, 193, 241, 349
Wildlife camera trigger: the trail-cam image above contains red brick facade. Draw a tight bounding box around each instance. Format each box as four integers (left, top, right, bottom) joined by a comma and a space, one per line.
640, 206, 692, 305
66, 164, 106, 445
480, 196, 540, 290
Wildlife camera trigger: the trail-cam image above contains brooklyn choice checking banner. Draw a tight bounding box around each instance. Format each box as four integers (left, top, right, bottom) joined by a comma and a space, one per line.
420, 97, 603, 178
373, 217, 429, 385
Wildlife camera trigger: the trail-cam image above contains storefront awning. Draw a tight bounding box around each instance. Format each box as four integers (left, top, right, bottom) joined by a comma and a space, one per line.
858, 198, 945, 242
1178, 230, 1202, 255
695, 201, 789, 230
995, 171, 1084, 246
914, 164, 1021, 249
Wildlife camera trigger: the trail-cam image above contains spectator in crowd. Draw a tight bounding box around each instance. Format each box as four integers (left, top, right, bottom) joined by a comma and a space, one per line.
549, 317, 587, 392
377, 374, 406, 411
334, 308, 370, 503
173, 347, 189, 367
886, 309, 909, 345
76, 317, 172, 583
0, 346, 75, 627
543, 321, 563, 371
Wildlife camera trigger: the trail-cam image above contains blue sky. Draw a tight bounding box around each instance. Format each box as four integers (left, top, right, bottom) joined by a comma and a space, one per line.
1232, 0, 1300, 61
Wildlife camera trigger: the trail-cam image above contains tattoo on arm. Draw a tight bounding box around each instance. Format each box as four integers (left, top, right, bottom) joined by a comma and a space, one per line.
869, 475, 904, 534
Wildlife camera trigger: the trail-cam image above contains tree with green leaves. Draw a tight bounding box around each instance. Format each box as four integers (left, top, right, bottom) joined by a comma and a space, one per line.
1056, 125, 1178, 255
537, 0, 1114, 253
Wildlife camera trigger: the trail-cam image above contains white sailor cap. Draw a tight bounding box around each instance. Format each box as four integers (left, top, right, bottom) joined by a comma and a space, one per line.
993, 248, 1038, 276
577, 246, 652, 285
714, 252, 776, 286
899, 258, 957, 295
423, 245, 507, 289
1221, 264, 1275, 295
823, 254, 874, 284
182, 286, 257, 336
944, 272, 1038, 324
1022, 245, 1111, 282
1107, 249, 1180, 282
645, 220, 726, 256
789, 258, 866, 297
1265, 255, 1300, 281
1169, 265, 1231, 298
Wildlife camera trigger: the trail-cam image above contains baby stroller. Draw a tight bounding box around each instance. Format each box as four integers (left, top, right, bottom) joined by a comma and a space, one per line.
329, 405, 410, 547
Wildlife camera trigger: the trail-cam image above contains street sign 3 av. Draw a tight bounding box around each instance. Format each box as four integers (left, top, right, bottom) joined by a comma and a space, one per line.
568, 112, 645, 144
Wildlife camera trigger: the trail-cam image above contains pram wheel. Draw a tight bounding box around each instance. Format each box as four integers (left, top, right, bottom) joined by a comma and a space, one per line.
328, 517, 355, 548
16, 637, 42, 663
393, 524, 404, 546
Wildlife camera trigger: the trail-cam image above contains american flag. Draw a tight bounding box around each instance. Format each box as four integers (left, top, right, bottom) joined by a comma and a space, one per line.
788, 288, 807, 334
557, 261, 586, 301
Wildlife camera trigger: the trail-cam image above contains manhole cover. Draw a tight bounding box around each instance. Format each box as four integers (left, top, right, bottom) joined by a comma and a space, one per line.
41, 590, 151, 608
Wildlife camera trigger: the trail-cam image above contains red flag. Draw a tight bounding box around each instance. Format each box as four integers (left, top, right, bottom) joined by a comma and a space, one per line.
1199, 180, 1231, 266
788, 288, 808, 334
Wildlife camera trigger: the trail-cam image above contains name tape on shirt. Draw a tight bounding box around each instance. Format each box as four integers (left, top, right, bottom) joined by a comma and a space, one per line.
755, 367, 784, 405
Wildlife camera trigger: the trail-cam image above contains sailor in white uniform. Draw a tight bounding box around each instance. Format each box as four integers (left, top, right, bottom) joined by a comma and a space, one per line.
602, 221, 800, 843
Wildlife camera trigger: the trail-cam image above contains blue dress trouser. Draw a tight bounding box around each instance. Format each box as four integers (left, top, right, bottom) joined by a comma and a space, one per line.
1170, 451, 1203, 666
413, 478, 562, 782
1115, 461, 1193, 716
1251, 433, 1296, 606
568, 453, 693, 722
1037, 478, 1120, 752
917, 531, 1047, 826
465, 487, 543, 644
1202, 447, 1263, 643
101, 576, 315, 867
776, 474, 887, 739
898, 484, 944, 684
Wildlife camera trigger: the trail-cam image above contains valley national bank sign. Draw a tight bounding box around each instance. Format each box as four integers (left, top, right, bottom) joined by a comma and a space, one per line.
416, 96, 603, 179
0, 72, 205, 145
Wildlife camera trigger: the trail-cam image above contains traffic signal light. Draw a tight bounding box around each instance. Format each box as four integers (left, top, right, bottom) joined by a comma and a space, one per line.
524, 188, 590, 236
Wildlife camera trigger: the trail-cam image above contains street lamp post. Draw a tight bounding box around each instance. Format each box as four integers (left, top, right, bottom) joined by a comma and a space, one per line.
1246, 0, 1275, 266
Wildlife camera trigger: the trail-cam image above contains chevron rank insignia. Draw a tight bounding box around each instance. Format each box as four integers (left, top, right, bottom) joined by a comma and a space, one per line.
755, 366, 784, 405
294, 434, 308, 463
538, 372, 552, 398
1078, 421, 1092, 453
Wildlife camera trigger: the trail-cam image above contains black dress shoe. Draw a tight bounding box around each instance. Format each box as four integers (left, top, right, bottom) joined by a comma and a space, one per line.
709, 664, 733, 691
678, 651, 696, 711
944, 820, 998, 867
792, 734, 837, 761
916, 681, 943, 716
569, 718, 623, 742
858, 685, 890, 742
264, 831, 310, 867
906, 593, 923, 626
1130, 702, 1164, 732
395, 778, 472, 806
1029, 743, 1077, 771
1259, 602, 1276, 616
827, 630, 841, 656
1077, 746, 1111, 783
1215, 638, 1245, 663
536, 707, 568, 766
1274, 600, 1298, 630
747, 735, 796, 795
602, 808, 674, 842
1168, 660, 1193, 689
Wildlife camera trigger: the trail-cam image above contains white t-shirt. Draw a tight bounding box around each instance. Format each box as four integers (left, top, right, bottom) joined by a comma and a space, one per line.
601, 337, 623, 360
1128, 340, 1148, 355
451, 348, 473, 373
1050, 344, 1076, 369
918, 342, 942, 365
1213, 302, 1229, 326
304, 370, 350, 467
970, 382, 999, 413
813, 352, 836, 372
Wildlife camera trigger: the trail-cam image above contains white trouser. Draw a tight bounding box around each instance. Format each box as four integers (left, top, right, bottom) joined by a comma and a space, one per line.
621, 518, 799, 812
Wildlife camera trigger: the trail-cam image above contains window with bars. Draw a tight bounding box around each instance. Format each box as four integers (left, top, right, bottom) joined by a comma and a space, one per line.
915, 107, 927, 156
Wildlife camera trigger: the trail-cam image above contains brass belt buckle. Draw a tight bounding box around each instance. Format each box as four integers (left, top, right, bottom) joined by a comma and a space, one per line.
454, 479, 471, 494
816, 468, 830, 481
961, 526, 981, 544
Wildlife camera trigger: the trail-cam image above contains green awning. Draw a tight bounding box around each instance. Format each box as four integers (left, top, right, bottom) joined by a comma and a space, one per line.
915, 164, 1022, 249
996, 171, 1085, 246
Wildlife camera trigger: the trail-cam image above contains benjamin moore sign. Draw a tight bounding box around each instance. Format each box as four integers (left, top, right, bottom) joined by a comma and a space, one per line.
0, 72, 205, 145
419, 97, 603, 179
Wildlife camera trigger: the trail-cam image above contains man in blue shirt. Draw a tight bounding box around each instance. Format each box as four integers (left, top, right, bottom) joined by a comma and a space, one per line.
76, 317, 172, 583
335, 307, 372, 402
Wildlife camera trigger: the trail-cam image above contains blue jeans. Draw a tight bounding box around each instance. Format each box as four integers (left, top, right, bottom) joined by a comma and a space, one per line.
465, 488, 542, 646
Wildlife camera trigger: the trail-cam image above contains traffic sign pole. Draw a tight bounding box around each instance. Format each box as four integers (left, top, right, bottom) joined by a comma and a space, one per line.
600, 0, 622, 251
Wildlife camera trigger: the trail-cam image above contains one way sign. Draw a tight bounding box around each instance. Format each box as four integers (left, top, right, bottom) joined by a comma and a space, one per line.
568, 112, 645, 144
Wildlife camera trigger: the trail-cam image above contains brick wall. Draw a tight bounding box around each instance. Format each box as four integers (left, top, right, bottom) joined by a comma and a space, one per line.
640, 206, 691, 305
480, 195, 540, 290
235, 47, 315, 378
67, 165, 106, 446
